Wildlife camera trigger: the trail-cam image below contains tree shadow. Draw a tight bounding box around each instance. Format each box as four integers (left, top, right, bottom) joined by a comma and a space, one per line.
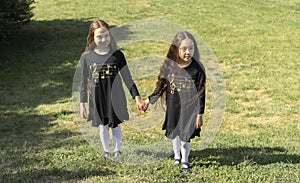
190, 146, 300, 168
0, 18, 133, 107
0, 18, 133, 133
0, 18, 133, 180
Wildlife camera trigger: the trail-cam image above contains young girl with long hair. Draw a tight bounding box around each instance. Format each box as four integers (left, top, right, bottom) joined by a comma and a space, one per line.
144, 31, 206, 172
80, 19, 145, 158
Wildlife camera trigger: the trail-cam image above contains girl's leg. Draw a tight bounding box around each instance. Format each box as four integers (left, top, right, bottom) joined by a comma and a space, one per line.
99, 124, 110, 153
172, 136, 181, 163
111, 124, 122, 153
180, 141, 190, 165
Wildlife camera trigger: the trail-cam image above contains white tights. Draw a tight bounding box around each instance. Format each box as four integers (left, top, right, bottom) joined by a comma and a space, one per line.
172, 136, 190, 163
99, 124, 122, 153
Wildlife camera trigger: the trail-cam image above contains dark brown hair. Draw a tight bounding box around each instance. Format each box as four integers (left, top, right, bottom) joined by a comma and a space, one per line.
85, 19, 117, 51
166, 31, 200, 64
156, 31, 205, 104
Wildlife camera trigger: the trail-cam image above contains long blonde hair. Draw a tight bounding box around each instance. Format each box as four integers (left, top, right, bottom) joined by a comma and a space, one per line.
85, 19, 118, 51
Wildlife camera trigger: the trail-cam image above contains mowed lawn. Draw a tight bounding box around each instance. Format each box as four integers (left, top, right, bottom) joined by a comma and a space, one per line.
0, 0, 299, 182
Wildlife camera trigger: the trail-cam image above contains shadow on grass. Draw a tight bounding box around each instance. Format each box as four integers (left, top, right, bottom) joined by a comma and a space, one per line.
1, 168, 115, 182
0, 19, 132, 107
0, 18, 133, 135
0, 18, 133, 180
191, 146, 300, 167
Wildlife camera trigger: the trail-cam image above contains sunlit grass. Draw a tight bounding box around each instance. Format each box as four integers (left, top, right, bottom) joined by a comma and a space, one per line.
0, 0, 299, 182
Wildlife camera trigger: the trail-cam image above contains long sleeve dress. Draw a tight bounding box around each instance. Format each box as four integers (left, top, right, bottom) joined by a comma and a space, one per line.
80, 48, 140, 128
148, 58, 206, 142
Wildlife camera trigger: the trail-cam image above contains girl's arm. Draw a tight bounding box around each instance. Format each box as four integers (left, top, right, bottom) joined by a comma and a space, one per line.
80, 54, 88, 119
197, 68, 206, 115
80, 54, 88, 103
117, 51, 140, 99
80, 103, 87, 119
195, 114, 203, 129
146, 59, 170, 106
198, 90, 205, 114
117, 51, 147, 111
147, 78, 167, 105
143, 78, 166, 112
195, 64, 206, 127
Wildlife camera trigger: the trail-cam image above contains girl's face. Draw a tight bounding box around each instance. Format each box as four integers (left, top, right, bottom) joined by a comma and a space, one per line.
178, 38, 194, 62
94, 28, 111, 47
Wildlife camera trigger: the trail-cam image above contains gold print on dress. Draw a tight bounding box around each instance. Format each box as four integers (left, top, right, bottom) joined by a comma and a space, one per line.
90, 63, 99, 85
169, 74, 176, 94
100, 64, 118, 79
168, 73, 195, 94
90, 63, 118, 85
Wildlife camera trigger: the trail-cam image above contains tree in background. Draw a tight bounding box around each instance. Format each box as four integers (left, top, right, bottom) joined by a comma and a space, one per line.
0, 0, 34, 40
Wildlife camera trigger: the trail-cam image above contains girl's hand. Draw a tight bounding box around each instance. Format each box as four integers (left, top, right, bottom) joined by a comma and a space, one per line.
196, 114, 203, 129
80, 103, 87, 119
143, 98, 150, 112
135, 96, 146, 111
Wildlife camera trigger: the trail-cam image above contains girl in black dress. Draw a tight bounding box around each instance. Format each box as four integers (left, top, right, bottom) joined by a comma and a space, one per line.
144, 31, 206, 172
80, 19, 146, 158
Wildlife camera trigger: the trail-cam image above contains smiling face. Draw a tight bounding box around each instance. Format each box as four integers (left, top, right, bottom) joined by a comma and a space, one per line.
178, 38, 194, 62
93, 28, 111, 47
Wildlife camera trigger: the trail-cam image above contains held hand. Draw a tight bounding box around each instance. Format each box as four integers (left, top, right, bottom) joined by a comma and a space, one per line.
143, 98, 150, 112
135, 96, 149, 112
135, 96, 146, 111
80, 103, 87, 119
196, 114, 203, 129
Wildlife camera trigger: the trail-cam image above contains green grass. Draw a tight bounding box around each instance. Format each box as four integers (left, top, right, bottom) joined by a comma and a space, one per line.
0, 0, 299, 182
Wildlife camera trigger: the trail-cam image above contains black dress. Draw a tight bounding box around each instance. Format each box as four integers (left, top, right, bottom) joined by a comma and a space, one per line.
80, 48, 139, 128
148, 58, 206, 142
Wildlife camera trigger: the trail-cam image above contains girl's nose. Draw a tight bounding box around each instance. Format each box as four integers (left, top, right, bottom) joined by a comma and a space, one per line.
185, 48, 190, 54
